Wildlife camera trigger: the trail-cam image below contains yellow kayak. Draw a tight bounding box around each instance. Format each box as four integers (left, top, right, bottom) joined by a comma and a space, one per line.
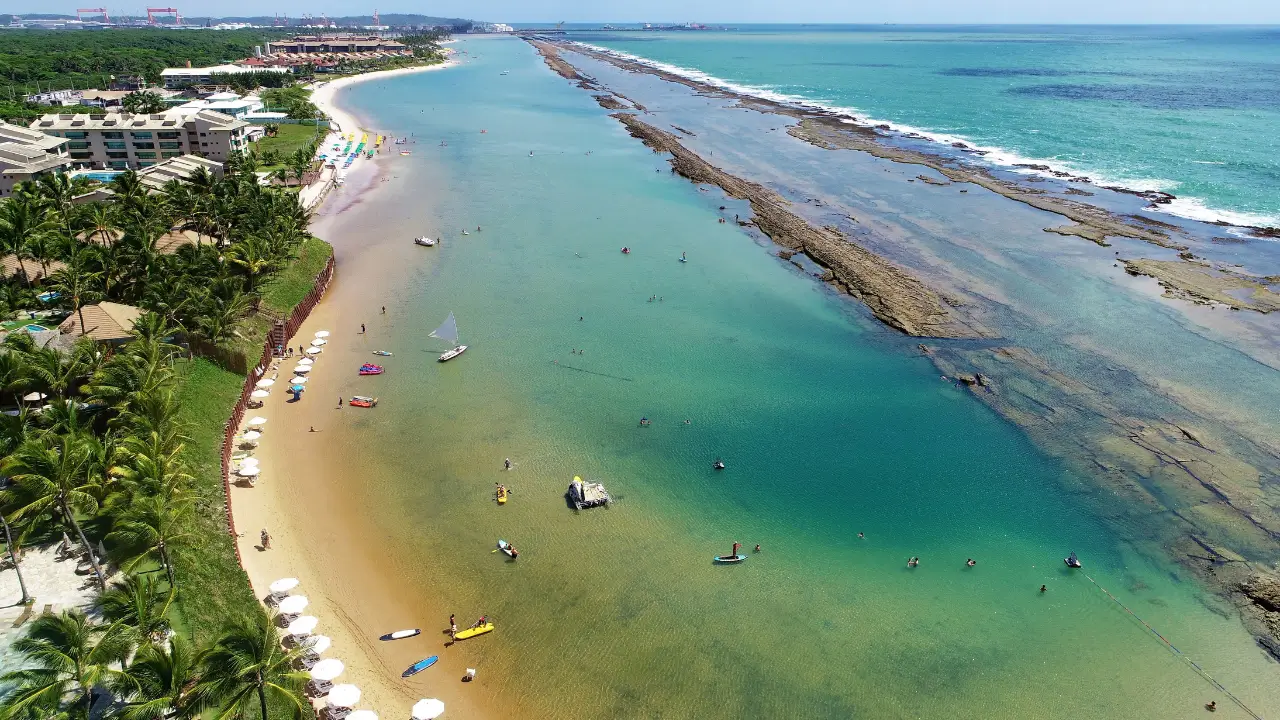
454, 622, 494, 640
496, 487, 508, 504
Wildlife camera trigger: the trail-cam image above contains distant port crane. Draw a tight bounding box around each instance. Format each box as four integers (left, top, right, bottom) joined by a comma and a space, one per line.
76, 7, 109, 22
146, 6, 181, 25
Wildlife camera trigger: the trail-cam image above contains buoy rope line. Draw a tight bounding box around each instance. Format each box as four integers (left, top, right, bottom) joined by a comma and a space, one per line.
1084, 572, 1264, 720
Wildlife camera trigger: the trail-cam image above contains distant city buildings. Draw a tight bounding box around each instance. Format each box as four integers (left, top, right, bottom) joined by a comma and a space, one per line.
265, 35, 408, 54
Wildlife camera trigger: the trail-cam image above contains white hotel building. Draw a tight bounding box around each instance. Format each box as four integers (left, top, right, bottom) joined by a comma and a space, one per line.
30, 109, 250, 171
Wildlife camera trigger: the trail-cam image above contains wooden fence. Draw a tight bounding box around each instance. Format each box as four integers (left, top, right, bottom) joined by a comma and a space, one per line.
218, 254, 335, 562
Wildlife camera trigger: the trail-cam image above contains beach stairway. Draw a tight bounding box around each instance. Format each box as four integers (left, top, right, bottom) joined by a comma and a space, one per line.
266, 314, 287, 357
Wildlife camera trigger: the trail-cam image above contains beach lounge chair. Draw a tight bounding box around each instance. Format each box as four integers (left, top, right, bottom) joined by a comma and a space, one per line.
11, 603, 34, 628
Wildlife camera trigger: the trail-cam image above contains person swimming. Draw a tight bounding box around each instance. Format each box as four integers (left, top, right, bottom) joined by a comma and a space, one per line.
713, 459, 725, 470
966, 559, 976, 567
907, 557, 919, 568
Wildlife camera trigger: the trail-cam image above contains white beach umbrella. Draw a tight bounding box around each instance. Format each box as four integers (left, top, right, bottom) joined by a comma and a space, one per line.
242, 430, 262, 441
315, 330, 331, 338
237, 466, 260, 477
248, 416, 268, 426
347, 711, 377, 720
310, 338, 327, 346
286, 615, 318, 636
305, 346, 323, 355
411, 699, 445, 720
256, 378, 276, 388
277, 595, 308, 614
269, 577, 299, 594
302, 634, 331, 654
238, 458, 259, 468
298, 358, 314, 365
309, 658, 345, 682
291, 376, 310, 384
293, 365, 312, 374
251, 389, 270, 399
325, 684, 360, 708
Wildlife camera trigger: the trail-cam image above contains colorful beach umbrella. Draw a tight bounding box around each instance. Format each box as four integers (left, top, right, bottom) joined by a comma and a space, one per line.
412, 699, 445, 720
269, 578, 298, 594
278, 595, 308, 614
286, 615, 318, 636
325, 684, 360, 708
309, 658, 344, 682
256, 378, 275, 388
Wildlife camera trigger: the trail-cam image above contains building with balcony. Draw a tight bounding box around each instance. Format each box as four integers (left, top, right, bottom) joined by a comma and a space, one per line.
266, 35, 408, 54
0, 120, 73, 197
30, 110, 250, 171
160, 64, 291, 89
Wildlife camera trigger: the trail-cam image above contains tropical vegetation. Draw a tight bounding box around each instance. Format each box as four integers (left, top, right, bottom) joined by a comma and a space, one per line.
0, 158, 329, 718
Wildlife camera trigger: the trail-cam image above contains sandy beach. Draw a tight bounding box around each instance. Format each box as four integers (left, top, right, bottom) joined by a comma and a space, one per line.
227, 56, 497, 720
311, 60, 458, 135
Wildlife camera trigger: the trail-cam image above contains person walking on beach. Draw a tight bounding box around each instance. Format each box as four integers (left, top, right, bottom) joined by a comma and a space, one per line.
381, 306, 386, 314
361, 323, 366, 334
260, 529, 271, 550
449, 614, 457, 639
338, 397, 343, 408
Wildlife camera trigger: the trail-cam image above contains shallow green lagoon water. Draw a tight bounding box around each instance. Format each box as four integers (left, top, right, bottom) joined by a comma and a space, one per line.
324, 38, 1280, 718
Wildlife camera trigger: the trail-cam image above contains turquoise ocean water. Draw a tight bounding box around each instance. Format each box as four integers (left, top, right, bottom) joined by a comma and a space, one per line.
323, 37, 1280, 718
578, 25, 1280, 227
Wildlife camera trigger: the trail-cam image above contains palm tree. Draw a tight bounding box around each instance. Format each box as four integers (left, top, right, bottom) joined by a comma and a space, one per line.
49, 249, 104, 337
23, 345, 84, 400
0, 610, 130, 720
226, 237, 279, 294
0, 350, 31, 408
2, 436, 108, 588
191, 610, 309, 720
81, 202, 120, 247
115, 636, 197, 720
97, 573, 172, 648
0, 195, 55, 286
0, 512, 31, 606
105, 495, 192, 588
195, 286, 250, 345
36, 172, 81, 239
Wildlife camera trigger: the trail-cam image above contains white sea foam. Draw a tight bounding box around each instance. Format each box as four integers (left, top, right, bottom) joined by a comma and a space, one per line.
573, 42, 1280, 229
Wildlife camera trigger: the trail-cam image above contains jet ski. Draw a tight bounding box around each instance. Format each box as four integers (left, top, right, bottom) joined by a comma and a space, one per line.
1064, 551, 1082, 569
713, 459, 726, 470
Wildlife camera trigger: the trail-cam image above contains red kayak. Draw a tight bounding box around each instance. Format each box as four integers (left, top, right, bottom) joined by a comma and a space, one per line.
359, 364, 384, 376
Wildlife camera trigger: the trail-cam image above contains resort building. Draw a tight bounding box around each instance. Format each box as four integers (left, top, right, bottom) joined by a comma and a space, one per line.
0, 255, 66, 284
160, 64, 291, 89
30, 110, 250, 170
25, 89, 84, 106
57, 302, 143, 345
0, 120, 73, 198
173, 92, 265, 118
266, 35, 408, 54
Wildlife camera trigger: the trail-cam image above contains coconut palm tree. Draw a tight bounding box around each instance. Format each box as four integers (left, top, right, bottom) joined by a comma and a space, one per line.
2, 435, 108, 588
191, 610, 309, 720
105, 495, 192, 589
0, 195, 55, 285
226, 237, 279, 294
97, 573, 172, 648
81, 202, 121, 247
115, 636, 197, 720
0, 512, 31, 606
0, 610, 130, 720
49, 249, 104, 337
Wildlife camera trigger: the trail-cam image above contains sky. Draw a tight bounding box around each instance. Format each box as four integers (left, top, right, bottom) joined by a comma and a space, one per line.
21, 0, 1280, 24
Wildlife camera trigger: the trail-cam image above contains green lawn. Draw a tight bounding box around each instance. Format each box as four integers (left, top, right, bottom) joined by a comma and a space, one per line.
171, 358, 260, 646
261, 237, 333, 315
253, 123, 325, 169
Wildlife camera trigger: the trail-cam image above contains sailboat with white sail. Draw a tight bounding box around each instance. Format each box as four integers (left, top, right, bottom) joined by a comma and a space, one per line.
430, 311, 467, 362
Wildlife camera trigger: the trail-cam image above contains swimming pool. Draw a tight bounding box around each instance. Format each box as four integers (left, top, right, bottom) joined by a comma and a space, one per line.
78, 171, 123, 183
24, 324, 48, 332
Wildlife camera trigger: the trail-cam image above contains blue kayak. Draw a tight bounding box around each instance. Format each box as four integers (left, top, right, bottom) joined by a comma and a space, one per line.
713, 555, 746, 563
401, 655, 438, 678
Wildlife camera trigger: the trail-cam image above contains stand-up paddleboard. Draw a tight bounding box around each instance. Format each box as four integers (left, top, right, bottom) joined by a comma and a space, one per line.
454, 622, 494, 641
497, 539, 517, 558
401, 655, 438, 677
713, 555, 747, 563
373, 350, 393, 356
379, 629, 421, 641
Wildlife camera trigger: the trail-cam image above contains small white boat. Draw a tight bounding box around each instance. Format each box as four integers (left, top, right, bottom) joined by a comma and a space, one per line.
461, 230, 470, 236
431, 311, 468, 362
414, 236, 436, 247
